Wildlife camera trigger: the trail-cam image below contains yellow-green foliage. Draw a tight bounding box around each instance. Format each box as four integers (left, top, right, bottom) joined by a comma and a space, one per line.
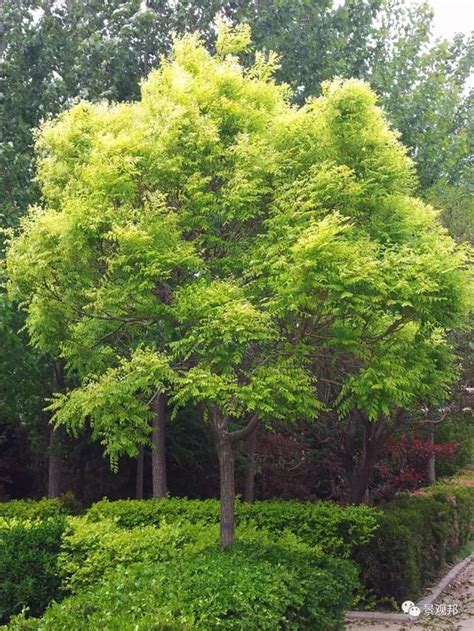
7, 26, 471, 460
59, 517, 217, 593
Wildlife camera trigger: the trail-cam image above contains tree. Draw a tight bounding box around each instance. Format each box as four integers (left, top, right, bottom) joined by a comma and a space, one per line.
7, 26, 470, 540
6, 26, 319, 528
6, 27, 320, 544
251, 78, 471, 503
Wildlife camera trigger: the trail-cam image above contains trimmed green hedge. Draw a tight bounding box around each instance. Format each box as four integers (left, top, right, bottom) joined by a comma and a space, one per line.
86, 497, 377, 556
9, 538, 357, 630
0, 499, 67, 521
0, 518, 67, 623
1, 482, 471, 627
59, 518, 218, 593
85, 484, 473, 608
355, 482, 473, 604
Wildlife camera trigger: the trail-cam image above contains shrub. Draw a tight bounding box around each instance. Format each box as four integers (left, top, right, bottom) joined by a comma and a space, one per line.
9, 539, 358, 630
354, 482, 474, 605
238, 499, 376, 556
86, 497, 376, 556
0, 499, 68, 521
435, 414, 473, 478
60, 517, 330, 594
0, 518, 66, 623
59, 518, 218, 593
86, 497, 220, 528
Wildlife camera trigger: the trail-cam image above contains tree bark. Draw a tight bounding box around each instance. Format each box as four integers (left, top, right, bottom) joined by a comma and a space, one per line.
48, 361, 64, 498
350, 453, 378, 504
349, 419, 385, 505
243, 422, 259, 503
136, 445, 144, 499
151, 392, 167, 499
211, 410, 260, 547
217, 433, 235, 548
426, 422, 436, 485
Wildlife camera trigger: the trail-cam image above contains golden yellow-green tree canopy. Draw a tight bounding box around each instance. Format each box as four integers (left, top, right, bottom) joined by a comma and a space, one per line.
7, 28, 471, 460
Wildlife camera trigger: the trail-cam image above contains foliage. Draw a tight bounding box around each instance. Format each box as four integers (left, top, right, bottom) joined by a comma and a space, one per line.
87, 497, 220, 527
0, 498, 68, 521
2, 0, 471, 231
0, 517, 66, 623
371, 435, 459, 499
59, 518, 217, 593
86, 497, 376, 556
8, 538, 358, 630
355, 482, 474, 605
435, 415, 474, 478
0, 292, 51, 499
7, 32, 470, 471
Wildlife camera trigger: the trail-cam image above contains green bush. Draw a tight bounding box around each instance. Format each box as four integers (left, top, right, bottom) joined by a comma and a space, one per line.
0, 499, 68, 521
435, 415, 473, 478
9, 538, 358, 630
0, 518, 66, 623
86, 497, 220, 527
86, 497, 376, 556
238, 499, 376, 556
59, 517, 331, 594
355, 482, 474, 604
59, 518, 218, 593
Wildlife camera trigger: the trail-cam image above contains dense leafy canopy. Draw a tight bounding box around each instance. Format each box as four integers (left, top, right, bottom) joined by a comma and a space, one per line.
7, 30, 470, 472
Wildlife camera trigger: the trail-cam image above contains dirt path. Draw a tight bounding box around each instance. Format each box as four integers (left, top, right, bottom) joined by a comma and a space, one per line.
345, 559, 474, 631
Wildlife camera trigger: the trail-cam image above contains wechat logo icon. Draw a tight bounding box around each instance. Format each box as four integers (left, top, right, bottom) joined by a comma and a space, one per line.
401, 600, 421, 617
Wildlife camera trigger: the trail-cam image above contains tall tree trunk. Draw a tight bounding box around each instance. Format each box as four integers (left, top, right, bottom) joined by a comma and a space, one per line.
48, 361, 64, 498
350, 455, 377, 504
136, 445, 144, 499
217, 434, 235, 548
211, 408, 260, 548
350, 419, 385, 505
151, 392, 167, 499
426, 422, 436, 485
244, 423, 259, 503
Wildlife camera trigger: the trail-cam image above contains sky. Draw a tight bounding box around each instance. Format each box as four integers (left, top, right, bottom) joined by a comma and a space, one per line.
429, 0, 474, 39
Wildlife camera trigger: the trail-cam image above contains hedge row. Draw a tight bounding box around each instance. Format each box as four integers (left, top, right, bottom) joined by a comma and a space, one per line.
85, 483, 473, 605
8, 526, 357, 630
86, 497, 377, 557
355, 482, 473, 603
0, 518, 67, 624
0, 499, 67, 521
0, 481, 471, 627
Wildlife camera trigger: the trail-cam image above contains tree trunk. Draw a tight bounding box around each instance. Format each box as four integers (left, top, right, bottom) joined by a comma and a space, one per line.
151, 392, 167, 499
136, 445, 144, 499
217, 435, 235, 548
350, 457, 375, 504
48, 361, 64, 498
426, 422, 436, 485
211, 409, 259, 548
48, 426, 63, 498
244, 423, 259, 503
350, 419, 384, 505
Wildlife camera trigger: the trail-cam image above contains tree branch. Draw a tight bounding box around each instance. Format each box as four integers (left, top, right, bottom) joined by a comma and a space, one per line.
228, 413, 260, 443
